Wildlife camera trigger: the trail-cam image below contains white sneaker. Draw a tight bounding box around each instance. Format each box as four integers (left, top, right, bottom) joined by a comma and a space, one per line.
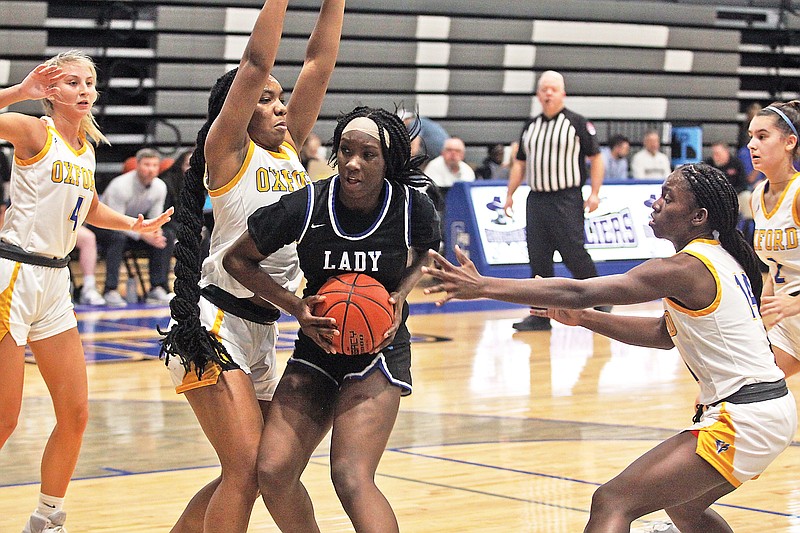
78, 287, 106, 306
23, 510, 68, 532
103, 289, 127, 307
631, 521, 680, 533
146, 286, 175, 304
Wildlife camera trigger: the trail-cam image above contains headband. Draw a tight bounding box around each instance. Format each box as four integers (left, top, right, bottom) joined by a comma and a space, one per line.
341, 116, 389, 147
765, 106, 800, 139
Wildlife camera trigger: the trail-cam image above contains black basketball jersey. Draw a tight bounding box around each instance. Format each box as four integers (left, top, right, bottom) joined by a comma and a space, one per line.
248, 175, 440, 298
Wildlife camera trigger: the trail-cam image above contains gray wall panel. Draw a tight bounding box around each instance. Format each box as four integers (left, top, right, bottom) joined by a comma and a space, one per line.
666, 98, 739, 120
0, 2, 47, 27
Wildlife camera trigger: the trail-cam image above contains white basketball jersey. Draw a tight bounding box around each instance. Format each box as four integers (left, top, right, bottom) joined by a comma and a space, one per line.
664, 239, 783, 405
1, 118, 96, 258
751, 173, 800, 296
201, 140, 311, 297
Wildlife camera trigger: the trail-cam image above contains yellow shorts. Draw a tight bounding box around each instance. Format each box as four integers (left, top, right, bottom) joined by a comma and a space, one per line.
166, 296, 280, 400
688, 392, 797, 487
0, 258, 76, 345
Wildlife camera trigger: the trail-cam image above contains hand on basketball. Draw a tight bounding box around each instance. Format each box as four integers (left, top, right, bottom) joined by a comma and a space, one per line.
132, 207, 174, 234
422, 246, 485, 305
373, 292, 403, 353
298, 294, 339, 354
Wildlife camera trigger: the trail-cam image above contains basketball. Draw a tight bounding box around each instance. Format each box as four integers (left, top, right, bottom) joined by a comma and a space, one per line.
314, 273, 394, 356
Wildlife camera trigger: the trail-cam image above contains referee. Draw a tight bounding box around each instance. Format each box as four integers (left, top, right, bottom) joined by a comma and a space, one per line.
504, 70, 606, 331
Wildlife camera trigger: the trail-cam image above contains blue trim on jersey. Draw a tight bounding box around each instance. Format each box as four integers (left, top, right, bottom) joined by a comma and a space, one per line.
329, 176, 392, 240
296, 180, 316, 244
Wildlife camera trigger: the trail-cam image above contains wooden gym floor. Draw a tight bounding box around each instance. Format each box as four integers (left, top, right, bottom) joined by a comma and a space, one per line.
1, 287, 799, 532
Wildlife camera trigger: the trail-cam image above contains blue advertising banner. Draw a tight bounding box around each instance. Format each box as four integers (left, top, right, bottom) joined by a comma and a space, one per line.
444, 181, 674, 279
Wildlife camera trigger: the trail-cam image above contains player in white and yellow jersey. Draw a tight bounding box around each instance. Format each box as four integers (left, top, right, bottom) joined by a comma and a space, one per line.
423, 164, 796, 532
0, 52, 173, 533
159, 1, 345, 531
748, 101, 800, 380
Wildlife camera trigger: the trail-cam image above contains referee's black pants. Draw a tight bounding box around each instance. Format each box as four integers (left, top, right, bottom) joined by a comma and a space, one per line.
525, 188, 598, 280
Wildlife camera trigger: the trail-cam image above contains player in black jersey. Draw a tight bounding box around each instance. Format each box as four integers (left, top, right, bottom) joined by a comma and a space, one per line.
224, 106, 440, 532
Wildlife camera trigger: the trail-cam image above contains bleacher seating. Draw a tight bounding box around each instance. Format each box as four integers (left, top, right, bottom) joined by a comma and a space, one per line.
1, 0, 799, 176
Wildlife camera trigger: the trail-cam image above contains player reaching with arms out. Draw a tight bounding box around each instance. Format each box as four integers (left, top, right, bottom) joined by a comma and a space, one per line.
424, 163, 796, 533
0, 51, 172, 533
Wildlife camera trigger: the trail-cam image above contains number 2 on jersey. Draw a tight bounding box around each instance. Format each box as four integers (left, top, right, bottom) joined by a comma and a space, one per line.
69, 196, 85, 231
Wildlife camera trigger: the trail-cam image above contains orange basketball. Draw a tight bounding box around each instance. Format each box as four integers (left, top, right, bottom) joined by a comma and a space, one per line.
314, 273, 394, 356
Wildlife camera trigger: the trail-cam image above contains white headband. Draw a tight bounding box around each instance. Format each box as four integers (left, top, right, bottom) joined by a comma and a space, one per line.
342, 116, 389, 147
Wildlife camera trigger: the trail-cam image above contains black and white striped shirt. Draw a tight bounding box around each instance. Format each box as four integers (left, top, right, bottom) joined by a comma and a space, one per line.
516, 108, 600, 192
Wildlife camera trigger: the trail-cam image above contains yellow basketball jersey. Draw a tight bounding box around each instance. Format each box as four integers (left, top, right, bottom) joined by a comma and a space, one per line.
664, 239, 783, 405
751, 173, 800, 296
201, 140, 311, 297
1, 118, 96, 258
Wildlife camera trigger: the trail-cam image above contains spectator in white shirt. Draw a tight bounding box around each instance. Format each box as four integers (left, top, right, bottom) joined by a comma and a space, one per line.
424, 137, 476, 189
631, 130, 672, 180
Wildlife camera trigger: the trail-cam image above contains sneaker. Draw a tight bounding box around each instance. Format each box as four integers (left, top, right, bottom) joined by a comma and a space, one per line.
631, 521, 680, 533
146, 286, 175, 304
78, 287, 106, 306
23, 510, 68, 533
512, 314, 551, 331
103, 289, 127, 308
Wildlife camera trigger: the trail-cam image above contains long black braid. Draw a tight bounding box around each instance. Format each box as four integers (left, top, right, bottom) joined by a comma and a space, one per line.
679, 163, 764, 305
159, 69, 240, 377
328, 106, 433, 189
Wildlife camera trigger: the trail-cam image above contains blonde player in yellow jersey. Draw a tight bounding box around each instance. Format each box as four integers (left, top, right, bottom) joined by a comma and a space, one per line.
0, 52, 173, 533
159, 1, 344, 532
423, 164, 796, 533
747, 101, 800, 379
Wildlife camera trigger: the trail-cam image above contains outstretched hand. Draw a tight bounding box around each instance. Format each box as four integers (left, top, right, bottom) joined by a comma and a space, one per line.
19, 64, 64, 101
760, 293, 800, 327
422, 246, 485, 305
530, 307, 584, 327
132, 207, 174, 234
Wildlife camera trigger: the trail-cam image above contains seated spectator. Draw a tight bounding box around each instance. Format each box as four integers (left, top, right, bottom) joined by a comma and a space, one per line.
631, 130, 671, 179
475, 143, 510, 180
424, 137, 476, 191
599, 134, 631, 180
399, 110, 450, 163
706, 141, 753, 225
74, 225, 105, 305
705, 141, 748, 194
90, 148, 176, 306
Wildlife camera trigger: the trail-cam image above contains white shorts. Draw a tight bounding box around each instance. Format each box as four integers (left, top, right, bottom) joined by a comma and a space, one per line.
0, 258, 76, 345
767, 313, 800, 362
166, 296, 280, 401
688, 391, 797, 487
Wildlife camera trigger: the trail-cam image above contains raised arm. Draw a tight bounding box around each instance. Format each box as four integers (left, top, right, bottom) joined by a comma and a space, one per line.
0, 64, 64, 157
285, 0, 345, 151
205, 0, 289, 184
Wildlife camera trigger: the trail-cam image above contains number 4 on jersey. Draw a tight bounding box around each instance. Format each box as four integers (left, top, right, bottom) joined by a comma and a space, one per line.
69, 196, 85, 231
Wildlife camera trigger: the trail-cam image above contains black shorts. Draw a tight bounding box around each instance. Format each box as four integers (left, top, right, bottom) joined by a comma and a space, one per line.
289, 324, 413, 396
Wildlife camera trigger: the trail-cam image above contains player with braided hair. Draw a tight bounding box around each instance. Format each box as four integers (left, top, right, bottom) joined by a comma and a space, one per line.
223, 105, 440, 532
158, 1, 345, 532
423, 163, 795, 532
747, 100, 800, 380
